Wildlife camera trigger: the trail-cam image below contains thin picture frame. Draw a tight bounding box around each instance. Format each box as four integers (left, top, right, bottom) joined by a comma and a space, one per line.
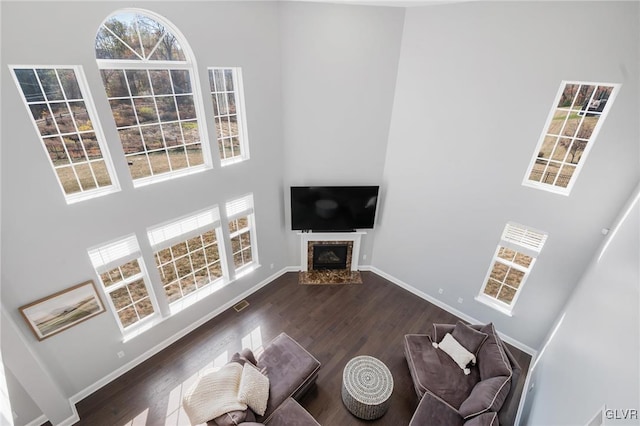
19, 280, 105, 341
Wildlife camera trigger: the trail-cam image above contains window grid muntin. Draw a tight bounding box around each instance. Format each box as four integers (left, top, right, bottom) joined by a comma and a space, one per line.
154, 229, 222, 304
98, 259, 155, 329
229, 216, 253, 270
101, 66, 205, 181
11, 66, 119, 201
525, 81, 619, 194
208, 68, 248, 164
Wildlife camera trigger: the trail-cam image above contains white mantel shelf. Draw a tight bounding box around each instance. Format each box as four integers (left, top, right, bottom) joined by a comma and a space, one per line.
298, 231, 366, 272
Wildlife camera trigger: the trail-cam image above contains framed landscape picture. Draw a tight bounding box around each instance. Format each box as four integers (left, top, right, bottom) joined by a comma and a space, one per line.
19, 280, 105, 341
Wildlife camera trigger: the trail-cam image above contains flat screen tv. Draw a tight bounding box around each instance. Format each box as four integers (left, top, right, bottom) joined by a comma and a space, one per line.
290, 186, 380, 231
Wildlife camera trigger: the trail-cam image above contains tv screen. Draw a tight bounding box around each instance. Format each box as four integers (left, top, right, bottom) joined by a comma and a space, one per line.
290, 186, 380, 231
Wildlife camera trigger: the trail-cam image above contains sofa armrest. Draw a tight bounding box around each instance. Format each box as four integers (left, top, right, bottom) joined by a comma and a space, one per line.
409, 392, 464, 426
497, 341, 522, 425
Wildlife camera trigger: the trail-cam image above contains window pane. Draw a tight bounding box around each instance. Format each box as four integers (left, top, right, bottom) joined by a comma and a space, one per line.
100, 70, 129, 98
128, 279, 148, 302
135, 299, 154, 320
37, 69, 63, 101
497, 286, 517, 304
15, 69, 45, 102
121, 259, 141, 278
149, 151, 171, 175
150, 70, 172, 95
58, 69, 82, 100
118, 306, 138, 328
504, 269, 524, 288
128, 153, 152, 179
125, 70, 151, 96
484, 279, 500, 298
165, 283, 182, 302
514, 252, 533, 268
111, 287, 130, 310
489, 262, 508, 282
56, 166, 80, 194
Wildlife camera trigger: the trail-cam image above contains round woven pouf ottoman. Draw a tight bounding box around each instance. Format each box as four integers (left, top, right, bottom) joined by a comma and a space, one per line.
341, 355, 394, 420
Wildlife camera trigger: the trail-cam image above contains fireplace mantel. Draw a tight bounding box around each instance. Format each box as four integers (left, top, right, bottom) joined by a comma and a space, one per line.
298, 232, 365, 272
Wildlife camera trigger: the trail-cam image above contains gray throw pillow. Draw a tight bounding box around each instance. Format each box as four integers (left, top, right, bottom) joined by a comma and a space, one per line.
477, 323, 512, 380
452, 321, 488, 358
458, 375, 510, 419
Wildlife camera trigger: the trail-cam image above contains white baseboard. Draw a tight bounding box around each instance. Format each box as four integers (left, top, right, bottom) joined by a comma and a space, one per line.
25, 414, 47, 426
69, 267, 290, 406
367, 266, 537, 356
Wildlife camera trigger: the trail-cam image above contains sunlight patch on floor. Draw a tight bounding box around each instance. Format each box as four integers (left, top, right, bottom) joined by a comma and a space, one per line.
120, 408, 148, 426
164, 350, 229, 425
241, 325, 263, 356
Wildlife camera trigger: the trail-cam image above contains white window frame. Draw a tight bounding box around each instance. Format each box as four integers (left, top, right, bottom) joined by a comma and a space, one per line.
10, 65, 120, 204
476, 222, 548, 316
523, 80, 620, 196
147, 206, 229, 311
95, 9, 213, 187
226, 194, 258, 275
208, 67, 250, 165
88, 234, 159, 336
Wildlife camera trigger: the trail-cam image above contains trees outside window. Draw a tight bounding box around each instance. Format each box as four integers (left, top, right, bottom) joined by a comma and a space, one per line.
95, 10, 211, 185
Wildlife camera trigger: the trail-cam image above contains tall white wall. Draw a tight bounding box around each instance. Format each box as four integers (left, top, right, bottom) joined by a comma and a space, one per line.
373, 1, 639, 349
1, 2, 285, 424
522, 184, 639, 425
279, 2, 405, 264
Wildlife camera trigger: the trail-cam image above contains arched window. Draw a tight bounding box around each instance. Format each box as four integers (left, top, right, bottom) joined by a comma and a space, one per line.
95, 10, 210, 185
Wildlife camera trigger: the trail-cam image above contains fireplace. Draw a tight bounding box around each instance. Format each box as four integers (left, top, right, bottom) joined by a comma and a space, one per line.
307, 240, 354, 272
299, 232, 364, 273
312, 244, 349, 270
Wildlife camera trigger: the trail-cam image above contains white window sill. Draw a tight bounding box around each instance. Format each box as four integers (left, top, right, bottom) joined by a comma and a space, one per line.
122, 314, 163, 343
66, 185, 120, 204
235, 263, 259, 279
132, 164, 210, 188
220, 156, 248, 167
521, 180, 570, 196
170, 279, 228, 316
475, 295, 514, 317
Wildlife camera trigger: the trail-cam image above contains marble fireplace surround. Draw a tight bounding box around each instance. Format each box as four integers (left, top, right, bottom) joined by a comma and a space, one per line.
299, 232, 365, 272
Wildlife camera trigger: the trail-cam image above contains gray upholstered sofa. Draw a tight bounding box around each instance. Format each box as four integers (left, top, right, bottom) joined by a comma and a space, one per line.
404, 322, 521, 426
205, 332, 321, 426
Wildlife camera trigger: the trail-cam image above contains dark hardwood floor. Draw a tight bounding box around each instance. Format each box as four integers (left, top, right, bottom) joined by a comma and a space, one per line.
72, 271, 531, 426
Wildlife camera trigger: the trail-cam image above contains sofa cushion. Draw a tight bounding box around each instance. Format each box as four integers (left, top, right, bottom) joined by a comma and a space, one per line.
452, 321, 488, 358
458, 376, 511, 419
408, 392, 464, 426
239, 363, 270, 416
435, 333, 476, 374
265, 397, 320, 426
477, 323, 512, 381
404, 334, 479, 408
256, 333, 321, 421
464, 412, 499, 426
182, 363, 247, 425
